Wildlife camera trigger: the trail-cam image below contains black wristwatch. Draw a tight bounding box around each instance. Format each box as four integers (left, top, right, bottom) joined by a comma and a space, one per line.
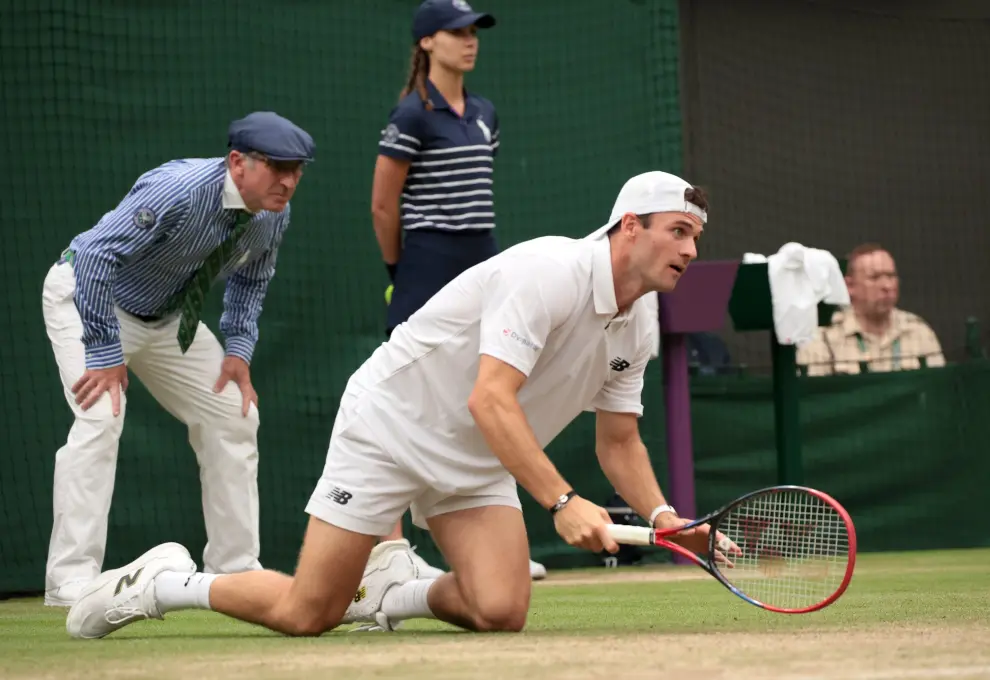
549, 490, 576, 515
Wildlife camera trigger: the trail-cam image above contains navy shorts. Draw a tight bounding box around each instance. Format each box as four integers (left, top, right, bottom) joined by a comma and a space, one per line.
386, 228, 498, 335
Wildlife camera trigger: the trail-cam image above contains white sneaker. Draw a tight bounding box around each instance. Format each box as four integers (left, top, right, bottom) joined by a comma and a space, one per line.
340, 540, 417, 625
410, 545, 446, 580
350, 609, 402, 633
351, 554, 546, 632
529, 559, 547, 580
45, 580, 88, 607
368, 539, 445, 580
65, 543, 197, 639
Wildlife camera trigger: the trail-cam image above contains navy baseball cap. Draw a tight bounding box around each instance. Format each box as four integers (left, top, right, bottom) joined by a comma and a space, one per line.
412, 0, 495, 42
227, 111, 315, 162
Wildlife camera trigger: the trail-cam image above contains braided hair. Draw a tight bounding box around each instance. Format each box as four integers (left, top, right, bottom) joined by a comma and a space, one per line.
400, 45, 434, 111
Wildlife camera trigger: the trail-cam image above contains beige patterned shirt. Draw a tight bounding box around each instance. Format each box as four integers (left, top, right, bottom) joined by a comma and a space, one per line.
796, 307, 945, 376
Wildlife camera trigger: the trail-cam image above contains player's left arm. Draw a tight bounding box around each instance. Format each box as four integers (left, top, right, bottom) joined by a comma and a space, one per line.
220, 211, 287, 365
593, 341, 728, 552
592, 344, 676, 527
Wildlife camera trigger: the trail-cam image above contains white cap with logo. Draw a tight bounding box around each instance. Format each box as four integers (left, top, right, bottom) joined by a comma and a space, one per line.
586, 170, 707, 240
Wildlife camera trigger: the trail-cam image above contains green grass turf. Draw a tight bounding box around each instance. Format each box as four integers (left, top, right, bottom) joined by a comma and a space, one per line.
2, 548, 988, 679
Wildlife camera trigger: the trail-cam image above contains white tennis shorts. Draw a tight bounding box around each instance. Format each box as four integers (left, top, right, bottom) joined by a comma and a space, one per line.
305, 387, 521, 537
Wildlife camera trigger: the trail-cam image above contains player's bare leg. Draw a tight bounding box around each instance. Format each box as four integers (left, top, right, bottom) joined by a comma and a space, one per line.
66, 516, 417, 638
371, 504, 531, 632
428, 505, 531, 631
207, 517, 376, 634
382, 518, 404, 542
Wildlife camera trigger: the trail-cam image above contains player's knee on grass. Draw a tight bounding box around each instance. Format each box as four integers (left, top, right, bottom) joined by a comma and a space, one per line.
464, 589, 529, 632
275, 612, 337, 637
268, 597, 345, 637
469, 602, 527, 632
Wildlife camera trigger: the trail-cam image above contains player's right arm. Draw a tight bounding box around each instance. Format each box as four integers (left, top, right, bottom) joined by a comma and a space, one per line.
468, 260, 619, 554
468, 357, 619, 554
371, 105, 421, 276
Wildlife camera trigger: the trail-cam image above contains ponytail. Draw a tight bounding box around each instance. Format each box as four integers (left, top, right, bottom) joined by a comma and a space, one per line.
400, 45, 433, 111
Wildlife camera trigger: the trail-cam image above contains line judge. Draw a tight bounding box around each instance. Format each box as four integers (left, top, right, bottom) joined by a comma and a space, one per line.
41, 111, 314, 607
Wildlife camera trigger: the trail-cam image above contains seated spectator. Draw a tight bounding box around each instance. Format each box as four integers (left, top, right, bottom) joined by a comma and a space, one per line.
797, 243, 944, 376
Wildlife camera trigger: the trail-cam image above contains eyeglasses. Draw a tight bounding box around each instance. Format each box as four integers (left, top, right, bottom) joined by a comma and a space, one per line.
245, 151, 304, 177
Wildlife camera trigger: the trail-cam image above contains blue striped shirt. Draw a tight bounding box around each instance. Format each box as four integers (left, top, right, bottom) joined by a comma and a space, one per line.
378, 80, 499, 232
66, 158, 290, 369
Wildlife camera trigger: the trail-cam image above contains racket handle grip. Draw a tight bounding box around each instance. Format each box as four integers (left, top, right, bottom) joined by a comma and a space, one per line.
605, 524, 655, 546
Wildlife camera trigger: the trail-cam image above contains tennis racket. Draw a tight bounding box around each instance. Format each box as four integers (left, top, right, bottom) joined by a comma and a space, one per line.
606, 485, 856, 614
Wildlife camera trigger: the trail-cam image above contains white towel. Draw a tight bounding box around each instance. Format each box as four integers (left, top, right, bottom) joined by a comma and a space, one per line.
742, 243, 850, 346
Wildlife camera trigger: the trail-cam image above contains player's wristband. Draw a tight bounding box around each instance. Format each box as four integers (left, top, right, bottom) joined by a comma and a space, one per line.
649, 504, 678, 526
549, 490, 577, 515
385, 262, 397, 283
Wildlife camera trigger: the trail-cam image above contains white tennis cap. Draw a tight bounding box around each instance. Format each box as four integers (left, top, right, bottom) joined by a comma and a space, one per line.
586, 171, 706, 240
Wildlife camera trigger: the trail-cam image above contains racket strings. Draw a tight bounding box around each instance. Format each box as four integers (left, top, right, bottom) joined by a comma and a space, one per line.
716, 490, 850, 611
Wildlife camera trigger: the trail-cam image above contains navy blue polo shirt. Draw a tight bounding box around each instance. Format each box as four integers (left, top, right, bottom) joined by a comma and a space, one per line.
378, 80, 499, 233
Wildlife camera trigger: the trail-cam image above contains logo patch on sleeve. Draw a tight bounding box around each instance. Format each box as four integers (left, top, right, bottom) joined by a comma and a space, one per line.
133, 207, 156, 229
382, 124, 400, 144
502, 328, 541, 351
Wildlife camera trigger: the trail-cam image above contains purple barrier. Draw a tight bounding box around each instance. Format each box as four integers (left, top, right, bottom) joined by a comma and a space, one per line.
657, 261, 739, 564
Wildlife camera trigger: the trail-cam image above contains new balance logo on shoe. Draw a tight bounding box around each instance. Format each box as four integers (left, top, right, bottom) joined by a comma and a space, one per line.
327, 487, 353, 505
114, 567, 144, 596
610, 357, 631, 372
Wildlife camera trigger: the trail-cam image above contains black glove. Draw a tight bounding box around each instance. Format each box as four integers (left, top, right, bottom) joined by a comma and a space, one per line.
386, 262, 397, 283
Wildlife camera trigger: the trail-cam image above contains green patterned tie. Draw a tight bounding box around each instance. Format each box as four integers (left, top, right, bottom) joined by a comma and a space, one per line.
167, 210, 253, 353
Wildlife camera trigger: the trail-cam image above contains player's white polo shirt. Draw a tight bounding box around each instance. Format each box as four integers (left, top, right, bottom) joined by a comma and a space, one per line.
341, 230, 657, 492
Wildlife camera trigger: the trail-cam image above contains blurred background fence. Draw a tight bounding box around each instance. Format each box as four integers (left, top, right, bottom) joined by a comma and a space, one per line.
1, 0, 988, 596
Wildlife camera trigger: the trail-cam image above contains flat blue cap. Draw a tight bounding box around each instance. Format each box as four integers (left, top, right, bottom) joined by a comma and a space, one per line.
413, 0, 495, 42
227, 111, 315, 162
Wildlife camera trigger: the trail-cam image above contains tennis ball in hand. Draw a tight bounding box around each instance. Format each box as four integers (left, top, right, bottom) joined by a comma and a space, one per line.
385, 284, 394, 305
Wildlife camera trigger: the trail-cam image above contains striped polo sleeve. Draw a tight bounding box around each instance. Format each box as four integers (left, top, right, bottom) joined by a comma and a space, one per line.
378, 104, 423, 162
220, 206, 290, 365
72, 176, 191, 368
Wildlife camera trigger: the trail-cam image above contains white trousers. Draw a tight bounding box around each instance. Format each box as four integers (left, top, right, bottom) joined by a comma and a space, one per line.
41, 262, 262, 592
